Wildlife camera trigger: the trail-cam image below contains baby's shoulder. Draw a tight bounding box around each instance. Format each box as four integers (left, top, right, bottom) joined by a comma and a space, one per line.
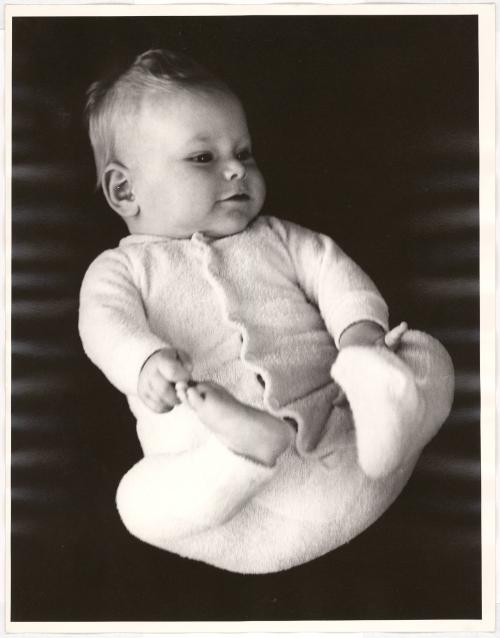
83, 243, 141, 285
84, 237, 187, 288
88, 243, 132, 267
257, 215, 325, 246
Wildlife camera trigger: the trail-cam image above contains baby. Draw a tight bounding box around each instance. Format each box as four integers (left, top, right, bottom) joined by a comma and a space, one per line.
79, 49, 454, 573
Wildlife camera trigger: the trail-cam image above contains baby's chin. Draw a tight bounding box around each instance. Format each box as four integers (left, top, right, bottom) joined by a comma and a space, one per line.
201, 211, 260, 239
128, 210, 260, 240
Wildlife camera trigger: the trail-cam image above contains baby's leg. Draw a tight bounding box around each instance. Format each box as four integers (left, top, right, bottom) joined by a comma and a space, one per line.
176, 382, 295, 467
331, 330, 454, 478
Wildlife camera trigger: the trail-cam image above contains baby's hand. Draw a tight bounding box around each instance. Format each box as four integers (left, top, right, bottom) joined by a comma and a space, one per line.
138, 347, 192, 413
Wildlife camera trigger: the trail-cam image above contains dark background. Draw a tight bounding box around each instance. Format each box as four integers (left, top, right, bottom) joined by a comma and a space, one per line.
11, 15, 480, 621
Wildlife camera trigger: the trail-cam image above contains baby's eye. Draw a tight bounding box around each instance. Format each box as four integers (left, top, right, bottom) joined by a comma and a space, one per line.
236, 148, 253, 161
188, 152, 214, 163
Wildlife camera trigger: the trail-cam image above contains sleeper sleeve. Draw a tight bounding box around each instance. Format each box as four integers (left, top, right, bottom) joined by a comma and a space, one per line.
79, 249, 170, 395
270, 217, 389, 347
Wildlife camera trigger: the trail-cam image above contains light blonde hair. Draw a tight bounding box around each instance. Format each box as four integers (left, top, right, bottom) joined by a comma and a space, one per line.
85, 49, 233, 188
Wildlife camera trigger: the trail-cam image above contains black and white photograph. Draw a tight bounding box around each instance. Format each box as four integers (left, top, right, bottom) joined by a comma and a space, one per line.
6, 4, 495, 632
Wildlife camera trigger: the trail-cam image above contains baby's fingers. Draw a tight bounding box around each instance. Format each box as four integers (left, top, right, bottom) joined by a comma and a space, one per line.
156, 350, 192, 383
384, 322, 408, 351
142, 373, 179, 413
140, 389, 177, 413
141, 394, 173, 413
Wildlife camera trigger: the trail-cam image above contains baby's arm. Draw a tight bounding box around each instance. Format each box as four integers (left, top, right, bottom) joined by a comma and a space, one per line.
269, 218, 390, 347
79, 249, 184, 398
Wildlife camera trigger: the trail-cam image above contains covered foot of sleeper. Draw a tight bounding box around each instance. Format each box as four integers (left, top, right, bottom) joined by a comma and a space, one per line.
331, 345, 426, 478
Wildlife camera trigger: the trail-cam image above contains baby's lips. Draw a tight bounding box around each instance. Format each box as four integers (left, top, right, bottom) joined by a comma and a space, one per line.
220, 192, 250, 202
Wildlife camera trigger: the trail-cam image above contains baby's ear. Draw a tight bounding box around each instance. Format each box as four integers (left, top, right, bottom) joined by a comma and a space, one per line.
102, 162, 139, 220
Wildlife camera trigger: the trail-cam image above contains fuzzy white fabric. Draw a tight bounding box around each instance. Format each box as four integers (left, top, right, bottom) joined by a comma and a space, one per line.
79, 216, 455, 573
79, 216, 390, 456
331, 330, 455, 480
332, 345, 425, 478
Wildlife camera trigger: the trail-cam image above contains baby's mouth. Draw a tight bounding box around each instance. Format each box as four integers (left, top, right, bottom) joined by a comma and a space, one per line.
222, 193, 250, 202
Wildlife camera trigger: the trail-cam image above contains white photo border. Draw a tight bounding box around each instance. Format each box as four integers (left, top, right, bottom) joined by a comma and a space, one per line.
4, 3, 495, 633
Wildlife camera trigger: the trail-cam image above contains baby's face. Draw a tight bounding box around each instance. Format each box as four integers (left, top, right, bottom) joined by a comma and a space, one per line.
123, 89, 266, 238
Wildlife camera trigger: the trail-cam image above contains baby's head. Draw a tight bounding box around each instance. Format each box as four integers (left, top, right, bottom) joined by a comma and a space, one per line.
86, 49, 266, 238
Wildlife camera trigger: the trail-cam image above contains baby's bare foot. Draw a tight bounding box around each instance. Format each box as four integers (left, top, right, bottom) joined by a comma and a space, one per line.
176, 381, 294, 466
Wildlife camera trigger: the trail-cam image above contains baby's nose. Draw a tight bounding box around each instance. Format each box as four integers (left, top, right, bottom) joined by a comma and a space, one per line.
223, 159, 246, 181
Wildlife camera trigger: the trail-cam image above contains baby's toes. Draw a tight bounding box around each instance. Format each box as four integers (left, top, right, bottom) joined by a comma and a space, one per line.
185, 383, 209, 411
175, 382, 189, 405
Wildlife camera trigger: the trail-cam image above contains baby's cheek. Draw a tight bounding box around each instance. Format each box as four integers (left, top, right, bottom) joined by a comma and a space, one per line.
252, 170, 266, 209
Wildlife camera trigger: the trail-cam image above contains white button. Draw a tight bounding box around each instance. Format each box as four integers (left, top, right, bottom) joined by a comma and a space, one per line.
191, 231, 207, 243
